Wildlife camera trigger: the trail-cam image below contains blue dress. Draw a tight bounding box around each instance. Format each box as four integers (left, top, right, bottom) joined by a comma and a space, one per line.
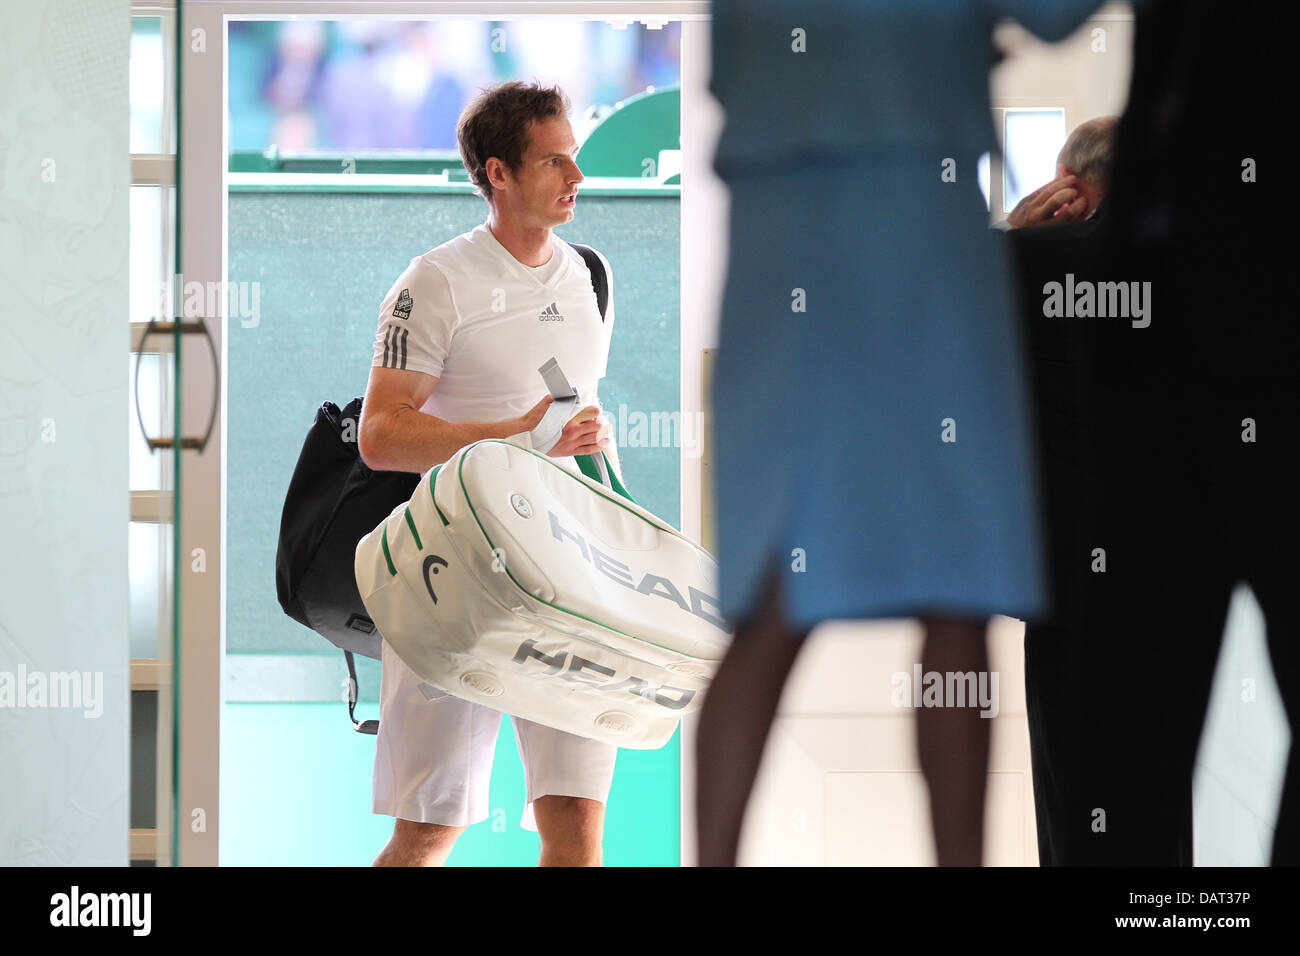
708, 0, 1109, 631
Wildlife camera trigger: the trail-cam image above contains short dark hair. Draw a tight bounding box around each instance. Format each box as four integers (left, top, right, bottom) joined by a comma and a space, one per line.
457, 81, 570, 205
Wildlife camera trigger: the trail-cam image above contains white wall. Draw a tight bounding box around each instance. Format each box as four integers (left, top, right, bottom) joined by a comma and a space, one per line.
992, 8, 1136, 126
0, 0, 130, 865
678, 15, 727, 865
1195, 587, 1289, 864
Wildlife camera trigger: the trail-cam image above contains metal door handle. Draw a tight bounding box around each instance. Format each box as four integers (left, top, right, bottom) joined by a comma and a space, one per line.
133, 315, 219, 452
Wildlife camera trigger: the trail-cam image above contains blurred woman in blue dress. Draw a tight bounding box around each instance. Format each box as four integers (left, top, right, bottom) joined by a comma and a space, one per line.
696, 0, 1109, 866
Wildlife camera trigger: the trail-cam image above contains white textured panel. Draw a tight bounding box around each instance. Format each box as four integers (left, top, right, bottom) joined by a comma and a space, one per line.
779, 616, 1027, 717
985, 772, 1028, 866
740, 709, 1038, 866
0, 0, 130, 865
826, 772, 933, 865
823, 771, 1025, 866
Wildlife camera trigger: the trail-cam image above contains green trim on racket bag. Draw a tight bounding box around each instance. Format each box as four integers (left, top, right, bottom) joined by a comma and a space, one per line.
403, 507, 423, 550
427, 464, 450, 526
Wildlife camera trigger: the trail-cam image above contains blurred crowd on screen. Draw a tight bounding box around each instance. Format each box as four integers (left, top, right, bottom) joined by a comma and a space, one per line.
228, 20, 682, 152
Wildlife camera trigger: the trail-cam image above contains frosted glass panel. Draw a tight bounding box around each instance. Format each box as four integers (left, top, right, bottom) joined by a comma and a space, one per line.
0, 0, 131, 866
1003, 109, 1066, 212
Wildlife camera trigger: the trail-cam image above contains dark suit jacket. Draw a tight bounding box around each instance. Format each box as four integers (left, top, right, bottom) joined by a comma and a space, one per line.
1005, 203, 1109, 624
1102, 0, 1289, 391
1007, 199, 1110, 464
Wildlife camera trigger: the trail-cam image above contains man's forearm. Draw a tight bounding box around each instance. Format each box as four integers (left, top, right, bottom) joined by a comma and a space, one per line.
362, 405, 518, 474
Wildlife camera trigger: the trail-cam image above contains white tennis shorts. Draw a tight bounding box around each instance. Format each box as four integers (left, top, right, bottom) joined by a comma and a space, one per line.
372, 637, 619, 831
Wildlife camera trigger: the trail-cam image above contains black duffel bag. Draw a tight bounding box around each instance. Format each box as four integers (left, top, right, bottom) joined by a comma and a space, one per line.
275, 396, 419, 733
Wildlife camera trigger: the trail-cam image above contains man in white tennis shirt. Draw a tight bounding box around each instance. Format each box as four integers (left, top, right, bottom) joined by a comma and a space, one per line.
358, 81, 622, 866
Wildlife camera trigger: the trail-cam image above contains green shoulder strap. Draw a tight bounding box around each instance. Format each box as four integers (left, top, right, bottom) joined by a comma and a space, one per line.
576, 452, 635, 504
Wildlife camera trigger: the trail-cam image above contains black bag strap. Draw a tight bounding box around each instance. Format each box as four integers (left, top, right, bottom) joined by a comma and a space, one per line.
565, 241, 609, 322
345, 650, 379, 735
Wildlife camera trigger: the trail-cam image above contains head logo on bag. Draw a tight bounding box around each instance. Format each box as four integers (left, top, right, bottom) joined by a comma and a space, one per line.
511, 639, 696, 711
422, 554, 449, 604
547, 511, 728, 633
460, 671, 504, 698
595, 712, 636, 736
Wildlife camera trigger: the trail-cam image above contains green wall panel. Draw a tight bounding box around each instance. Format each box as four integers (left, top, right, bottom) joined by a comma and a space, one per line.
227, 190, 680, 654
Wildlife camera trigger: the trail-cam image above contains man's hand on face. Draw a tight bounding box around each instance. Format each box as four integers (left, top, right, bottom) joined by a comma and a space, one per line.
1005, 174, 1089, 229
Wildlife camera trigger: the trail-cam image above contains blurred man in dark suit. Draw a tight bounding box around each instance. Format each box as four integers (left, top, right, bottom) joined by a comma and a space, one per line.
1004, 116, 1129, 867
1015, 0, 1295, 866
1079, 0, 1295, 867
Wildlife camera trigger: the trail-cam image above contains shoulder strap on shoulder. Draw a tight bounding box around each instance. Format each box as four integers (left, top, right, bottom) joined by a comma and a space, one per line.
565, 241, 609, 322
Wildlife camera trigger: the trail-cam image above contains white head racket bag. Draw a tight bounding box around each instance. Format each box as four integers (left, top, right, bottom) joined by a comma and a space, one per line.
354, 438, 732, 749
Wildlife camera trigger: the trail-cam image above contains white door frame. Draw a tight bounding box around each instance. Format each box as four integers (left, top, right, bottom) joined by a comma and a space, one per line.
177, 0, 706, 867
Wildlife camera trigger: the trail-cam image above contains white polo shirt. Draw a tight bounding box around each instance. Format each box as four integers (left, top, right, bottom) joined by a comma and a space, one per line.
371, 224, 614, 458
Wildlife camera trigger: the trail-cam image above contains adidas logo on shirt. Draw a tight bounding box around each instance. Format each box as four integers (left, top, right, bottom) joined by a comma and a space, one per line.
539, 302, 564, 322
